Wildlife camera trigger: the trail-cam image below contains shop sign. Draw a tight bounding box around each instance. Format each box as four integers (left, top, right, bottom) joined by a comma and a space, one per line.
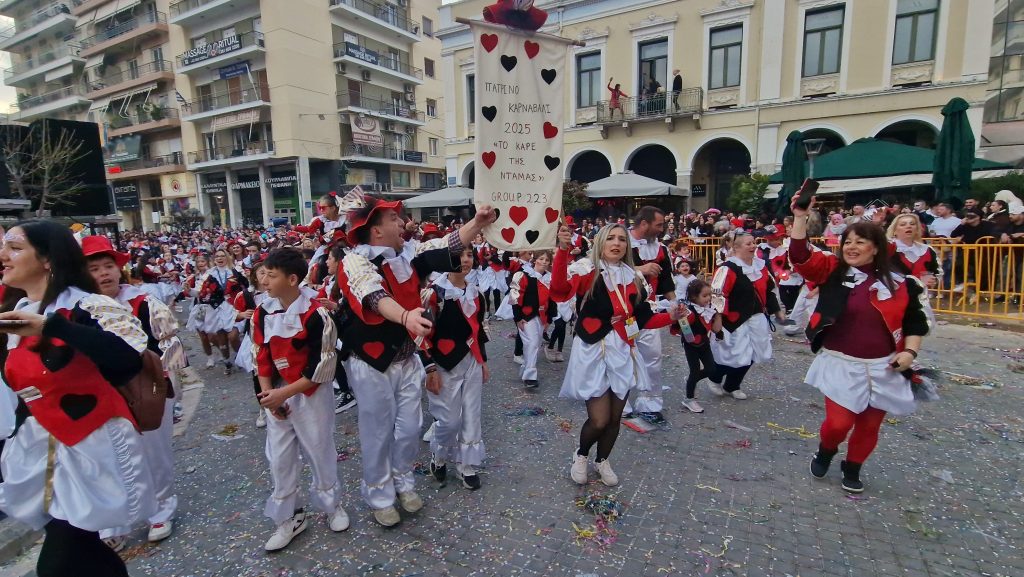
181, 35, 242, 67
345, 42, 378, 66
113, 183, 140, 210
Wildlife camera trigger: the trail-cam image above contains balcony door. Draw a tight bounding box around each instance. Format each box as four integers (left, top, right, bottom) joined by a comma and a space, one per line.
228, 76, 242, 105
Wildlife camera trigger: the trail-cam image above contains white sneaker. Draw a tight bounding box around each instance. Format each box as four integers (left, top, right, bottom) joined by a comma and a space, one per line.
554, 351, 565, 362
373, 506, 401, 527
681, 398, 705, 413
544, 348, 556, 362
328, 503, 350, 532
147, 520, 173, 542
205, 357, 216, 369
264, 510, 307, 551
730, 390, 748, 400
595, 460, 619, 487
421, 421, 436, 442
952, 284, 965, 293
255, 410, 266, 429
570, 452, 589, 484
103, 535, 127, 552
513, 355, 524, 365
398, 491, 423, 513
707, 382, 725, 396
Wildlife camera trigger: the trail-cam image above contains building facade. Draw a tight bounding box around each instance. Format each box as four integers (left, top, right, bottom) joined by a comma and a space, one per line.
439, 0, 992, 211
981, 0, 1024, 166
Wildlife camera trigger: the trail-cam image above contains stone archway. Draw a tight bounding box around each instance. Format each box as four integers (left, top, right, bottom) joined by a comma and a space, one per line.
876, 120, 938, 149
461, 161, 475, 189
626, 144, 677, 185
802, 128, 847, 156
567, 150, 613, 183
690, 138, 752, 209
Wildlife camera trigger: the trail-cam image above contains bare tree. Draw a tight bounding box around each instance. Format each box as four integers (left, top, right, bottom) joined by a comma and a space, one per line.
1, 119, 91, 216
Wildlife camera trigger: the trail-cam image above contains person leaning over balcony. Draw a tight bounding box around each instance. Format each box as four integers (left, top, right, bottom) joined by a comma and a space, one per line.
671, 69, 683, 112
606, 78, 627, 121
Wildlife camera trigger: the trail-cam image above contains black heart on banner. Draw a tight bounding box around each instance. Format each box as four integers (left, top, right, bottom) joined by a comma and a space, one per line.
482, 106, 497, 122
544, 155, 560, 170
541, 69, 556, 84
493, 208, 501, 221
525, 230, 540, 244
501, 55, 518, 72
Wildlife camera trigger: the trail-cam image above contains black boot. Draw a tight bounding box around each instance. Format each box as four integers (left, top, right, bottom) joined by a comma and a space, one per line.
810, 445, 838, 479
840, 460, 864, 493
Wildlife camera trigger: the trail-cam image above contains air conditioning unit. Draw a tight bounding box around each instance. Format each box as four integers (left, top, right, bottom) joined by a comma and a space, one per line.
336, 62, 346, 75
383, 121, 396, 131
404, 125, 416, 134
405, 92, 416, 103
361, 70, 371, 81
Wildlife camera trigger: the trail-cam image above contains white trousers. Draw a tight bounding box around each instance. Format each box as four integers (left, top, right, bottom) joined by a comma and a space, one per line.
345, 355, 424, 510
518, 317, 544, 381
631, 328, 665, 413
427, 355, 485, 470
263, 382, 341, 524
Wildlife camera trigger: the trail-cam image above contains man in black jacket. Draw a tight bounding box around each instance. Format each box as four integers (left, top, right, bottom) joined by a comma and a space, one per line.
672, 69, 682, 111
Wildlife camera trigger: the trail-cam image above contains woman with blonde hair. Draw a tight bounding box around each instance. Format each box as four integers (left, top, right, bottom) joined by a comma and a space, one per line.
886, 213, 940, 325
551, 224, 683, 486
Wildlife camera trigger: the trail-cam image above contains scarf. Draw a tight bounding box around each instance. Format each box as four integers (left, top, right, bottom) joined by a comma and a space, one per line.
599, 260, 636, 289
259, 292, 313, 342
434, 271, 479, 316
894, 239, 928, 263
726, 256, 766, 281
353, 243, 416, 283
843, 267, 901, 301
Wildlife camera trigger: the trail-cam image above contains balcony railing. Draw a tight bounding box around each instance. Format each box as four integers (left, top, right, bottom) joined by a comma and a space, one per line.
169, 0, 226, 17
79, 11, 167, 50
12, 85, 87, 111
337, 91, 423, 122
176, 31, 264, 69
333, 40, 422, 79
595, 88, 704, 123
188, 141, 274, 164
105, 107, 179, 130
343, 144, 425, 163
328, 0, 418, 36
181, 83, 268, 117
3, 43, 81, 79
107, 152, 185, 171
0, 3, 73, 41
87, 60, 172, 93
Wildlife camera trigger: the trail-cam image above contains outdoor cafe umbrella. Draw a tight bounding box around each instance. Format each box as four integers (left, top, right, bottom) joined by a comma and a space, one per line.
585, 172, 686, 198
776, 130, 806, 217
932, 97, 975, 209
403, 186, 475, 209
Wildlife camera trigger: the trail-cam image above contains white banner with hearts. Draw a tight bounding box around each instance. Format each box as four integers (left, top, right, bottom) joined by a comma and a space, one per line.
472, 22, 571, 251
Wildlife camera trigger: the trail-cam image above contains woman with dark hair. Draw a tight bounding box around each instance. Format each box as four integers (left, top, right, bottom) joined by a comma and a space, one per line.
186, 248, 247, 374
790, 199, 929, 493
0, 221, 154, 577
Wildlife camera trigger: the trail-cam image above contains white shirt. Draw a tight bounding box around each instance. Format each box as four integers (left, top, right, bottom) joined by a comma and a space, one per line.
929, 215, 961, 238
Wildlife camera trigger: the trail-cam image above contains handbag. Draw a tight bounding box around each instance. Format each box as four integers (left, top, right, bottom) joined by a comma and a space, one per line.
118, 350, 173, 431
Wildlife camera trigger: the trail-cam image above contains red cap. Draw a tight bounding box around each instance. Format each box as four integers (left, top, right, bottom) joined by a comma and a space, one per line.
765, 224, 786, 239
81, 236, 129, 267
563, 215, 577, 229
731, 218, 745, 228
346, 197, 403, 245
420, 222, 443, 240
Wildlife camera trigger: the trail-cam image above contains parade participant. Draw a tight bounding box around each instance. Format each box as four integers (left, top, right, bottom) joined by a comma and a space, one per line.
251, 248, 348, 551
708, 230, 785, 400
315, 243, 356, 414
564, 216, 589, 261
234, 261, 271, 428
296, 193, 347, 238
761, 225, 802, 313
182, 254, 218, 366
84, 237, 187, 548
187, 248, 248, 374
790, 198, 929, 493
0, 221, 155, 577
887, 213, 940, 326
673, 258, 698, 299
477, 245, 508, 318
783, 282, 820, 339
544, 279, 574, 363
551, 224, 683, 486
510, 251, 551, 389
424, 247, 488, 490
676, 279, 723, 414
336, 196, 495, 527
627, 206, 675, 424
715, 235, 733, 267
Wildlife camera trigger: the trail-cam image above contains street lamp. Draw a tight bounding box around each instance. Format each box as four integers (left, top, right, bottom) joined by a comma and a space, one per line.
213, 194, 226, 228
803, 138, 827, 179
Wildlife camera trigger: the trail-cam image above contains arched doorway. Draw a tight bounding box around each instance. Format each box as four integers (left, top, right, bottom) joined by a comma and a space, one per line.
626, 144, 677, 184
461, 161, 475, 188
568, 150, 613, 183
690, 138, 752, 209
876, 120, 937, 149
802, 128, 847, 155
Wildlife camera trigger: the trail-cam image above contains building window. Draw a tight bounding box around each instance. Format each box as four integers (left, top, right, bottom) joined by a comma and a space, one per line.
424, 58, 435, 78
422, 17, 433, 37
638, 38, 668, 95
429, 137, 438, 156
709, 25, 742, 89
467, 74, 475, 123
420, 172, 440, 189
393, 170, 411, 188
893, 0, 938, 64
986, 3, 1024, 122
576, 52, 601, 108
426, 98, 437, 117
803, 6, 844, 77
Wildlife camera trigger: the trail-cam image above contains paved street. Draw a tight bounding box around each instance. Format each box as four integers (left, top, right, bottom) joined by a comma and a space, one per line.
3, 318, 1024, 577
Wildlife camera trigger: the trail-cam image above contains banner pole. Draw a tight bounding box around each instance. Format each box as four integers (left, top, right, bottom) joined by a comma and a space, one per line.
455, 16, 586, 46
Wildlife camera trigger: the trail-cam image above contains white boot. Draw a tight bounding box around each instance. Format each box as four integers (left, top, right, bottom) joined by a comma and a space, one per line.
570, 452, 589, 484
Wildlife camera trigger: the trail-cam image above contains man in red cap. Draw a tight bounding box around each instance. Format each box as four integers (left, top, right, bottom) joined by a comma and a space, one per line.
564, 216, 589, 261
336, 198, 495, 526
758, 224, 802, 313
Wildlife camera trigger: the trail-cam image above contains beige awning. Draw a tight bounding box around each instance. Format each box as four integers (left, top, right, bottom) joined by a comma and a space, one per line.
85, 53, 104, 68
93, 0, 141, 22
210, 109, 262, 130
107, 82, 158, 103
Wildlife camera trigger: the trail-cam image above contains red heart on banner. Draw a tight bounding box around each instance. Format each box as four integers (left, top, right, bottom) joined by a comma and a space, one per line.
363, 342, 385, 359
436, 339, 456, 355
481, 34, 498, 53
482, 151, 496, 168
581, 318, 602, 334
524, 40, 539, 59
501, 227, 515, 243
543, 122, 558, 139
545, 207, 559, 223
509, 205, 528, 225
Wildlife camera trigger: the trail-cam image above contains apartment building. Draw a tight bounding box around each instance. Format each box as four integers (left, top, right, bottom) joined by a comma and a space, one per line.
439, 0, 992, 212
981, 0, 1024, 165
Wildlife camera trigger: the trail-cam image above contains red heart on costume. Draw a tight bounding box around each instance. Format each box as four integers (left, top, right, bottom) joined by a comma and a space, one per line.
501, 227, 515, 243
524, 40, 539, 59
363, 342, 385, 359
809, 312, 821, 329
521, 306, 533, 315
481, 34, 498, 53
509, 205, 528, 225
725, 311, 740, 322
581, 318, 602, 334
545, 207, 559, 223
543, 122, 558, 139
437, 339, 456, 355
482, 151, 496, 169
693, 334, 704, 345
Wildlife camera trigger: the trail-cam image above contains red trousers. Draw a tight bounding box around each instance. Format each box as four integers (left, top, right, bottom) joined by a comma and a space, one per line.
819, 397, 887, 464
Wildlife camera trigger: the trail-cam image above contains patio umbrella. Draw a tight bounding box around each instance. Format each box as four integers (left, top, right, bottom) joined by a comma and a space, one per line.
776, 130, 806, 217
403, 186, 475, 209
932, 97, 975, 209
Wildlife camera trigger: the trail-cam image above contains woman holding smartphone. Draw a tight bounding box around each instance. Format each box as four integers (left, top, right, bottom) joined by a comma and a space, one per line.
0, 221, 154, 577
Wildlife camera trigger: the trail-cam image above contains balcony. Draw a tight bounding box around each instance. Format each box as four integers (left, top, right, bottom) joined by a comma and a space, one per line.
169, 0, 257, 27
10, 86, 91, 120
328, 0, 419, 43
70, 0, 116, 16
181, 83, 269, 122
341, 143, 426, 166
79, 11, 168, 58
3, 43, 84, 87
176, 31, 264, 75
337, 91, 424, 125
105, 107, 180, 138
0, 3, 77, 50
594, 88, 704, 135
106, 152, 185, 181
187, 141, 274, 169
85, 60, 173, 100
0, 0, 31, 16
333, 39, 423, 85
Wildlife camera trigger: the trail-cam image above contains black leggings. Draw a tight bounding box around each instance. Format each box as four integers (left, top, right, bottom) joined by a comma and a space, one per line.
37, 519, 129, 577
779, 285, 800, 312
683, 342, 720, 398
547, 318, 567, 351
577, 390, 629, 461
482, 289, 502, 313
718, 364, 752, 393
514, 332, 523, 356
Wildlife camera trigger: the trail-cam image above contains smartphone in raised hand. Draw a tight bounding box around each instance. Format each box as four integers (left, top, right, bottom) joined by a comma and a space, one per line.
793, 178, 820, 210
